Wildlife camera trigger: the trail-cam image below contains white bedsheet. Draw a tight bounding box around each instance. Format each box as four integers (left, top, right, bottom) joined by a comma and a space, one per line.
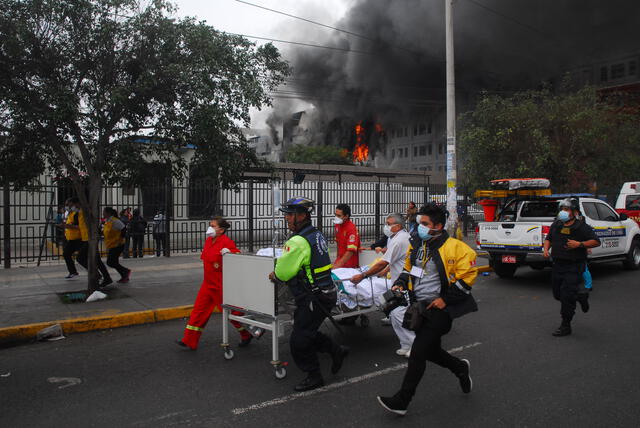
256, 248, 283, 257
331, 267, 391, 309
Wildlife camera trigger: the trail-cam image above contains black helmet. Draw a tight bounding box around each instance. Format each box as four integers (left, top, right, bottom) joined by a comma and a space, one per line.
559, 198, 579, 211
280, 197, 315, 214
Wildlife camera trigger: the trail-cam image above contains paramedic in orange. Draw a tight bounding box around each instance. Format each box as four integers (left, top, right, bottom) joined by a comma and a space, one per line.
333, 204, 360, 268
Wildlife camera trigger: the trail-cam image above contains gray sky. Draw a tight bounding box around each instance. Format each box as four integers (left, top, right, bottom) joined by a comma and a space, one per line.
172, 0, 352, 127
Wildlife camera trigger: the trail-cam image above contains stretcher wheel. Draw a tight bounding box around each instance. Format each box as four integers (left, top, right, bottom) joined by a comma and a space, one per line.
274, 367, 287, 379
224, 349, 235, 360
359, 315, 370, 328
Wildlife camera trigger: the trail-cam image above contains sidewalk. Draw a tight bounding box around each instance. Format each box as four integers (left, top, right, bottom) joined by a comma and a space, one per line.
0, 237, 489, 347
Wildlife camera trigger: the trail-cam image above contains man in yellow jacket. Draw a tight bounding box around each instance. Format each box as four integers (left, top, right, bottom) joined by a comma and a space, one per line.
377, 203, 478, 416
57, 197, 83, 279
102, 207, 131, 283
73, 199, 113, 288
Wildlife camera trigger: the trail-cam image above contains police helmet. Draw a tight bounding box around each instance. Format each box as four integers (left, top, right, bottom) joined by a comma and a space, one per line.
558, 198, 579, 211
280, 197, 315, 214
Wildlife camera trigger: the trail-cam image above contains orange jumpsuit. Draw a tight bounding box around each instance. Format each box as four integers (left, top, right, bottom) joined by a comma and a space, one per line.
181, 233, 250, 349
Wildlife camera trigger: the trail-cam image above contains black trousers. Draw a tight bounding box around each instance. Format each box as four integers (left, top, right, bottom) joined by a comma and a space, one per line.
399, 309, 465, 402
63, 239, 83, 275
290, 296, 338, 375
131, 235, 144, 257
122, 236, 131, 258
106, 245, 129, 278
153, 233, 166, 256
552, 261, 587, 323
77, 242, 111, 281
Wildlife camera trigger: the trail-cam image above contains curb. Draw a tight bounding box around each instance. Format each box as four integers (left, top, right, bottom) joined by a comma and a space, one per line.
0, 305, 193, 347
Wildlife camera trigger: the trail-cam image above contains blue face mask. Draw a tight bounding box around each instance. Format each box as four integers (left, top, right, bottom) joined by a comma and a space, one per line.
418, 224, 433, 240
557, 210, 571, 222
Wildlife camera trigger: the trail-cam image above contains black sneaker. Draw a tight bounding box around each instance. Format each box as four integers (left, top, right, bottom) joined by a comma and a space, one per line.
377, 395, 408, 416
99, 278, 114, 288
552, 324, 572, 337
175, 340, 194, 351
579, 296, 590, 313
64, 273, 79, 280
457, 359, 472, 393
294, 374, 324, 392
331, 345, 350, 374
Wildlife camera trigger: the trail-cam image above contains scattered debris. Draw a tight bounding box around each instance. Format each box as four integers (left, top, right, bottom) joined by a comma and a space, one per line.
48, 377, 81, 389
36, 324, 65, 342
86, 290, 107, 302
1, 372, 11, 378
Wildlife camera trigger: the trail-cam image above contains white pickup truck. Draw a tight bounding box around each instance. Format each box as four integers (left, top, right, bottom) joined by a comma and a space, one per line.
477, 197, 640, 278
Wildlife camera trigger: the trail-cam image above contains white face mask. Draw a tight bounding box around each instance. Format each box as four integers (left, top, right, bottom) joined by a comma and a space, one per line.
333, 216, 344, 225
383, 224, 395, 238
206, 226, 216, 237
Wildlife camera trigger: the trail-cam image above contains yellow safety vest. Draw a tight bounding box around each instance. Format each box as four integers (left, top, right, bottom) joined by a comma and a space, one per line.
103, 217, 125, 249
64, 211, 82, 241
78, 210, 89, 242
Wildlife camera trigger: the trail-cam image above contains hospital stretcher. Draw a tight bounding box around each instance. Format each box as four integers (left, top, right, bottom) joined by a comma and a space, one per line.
220, 250, 388, 379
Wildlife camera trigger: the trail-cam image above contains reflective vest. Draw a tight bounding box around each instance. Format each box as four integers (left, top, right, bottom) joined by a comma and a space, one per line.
65, 211, 81, 241
297, 224, 334, 289
103, 217, 125, 249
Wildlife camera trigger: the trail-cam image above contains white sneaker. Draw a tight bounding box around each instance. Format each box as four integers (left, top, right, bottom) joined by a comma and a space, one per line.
405, 349, 411, 358
396, 348, 410, 356
380, 317, 392, 326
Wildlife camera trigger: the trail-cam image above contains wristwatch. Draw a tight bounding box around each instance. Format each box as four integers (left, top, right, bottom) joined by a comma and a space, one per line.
579, 242, 585, 248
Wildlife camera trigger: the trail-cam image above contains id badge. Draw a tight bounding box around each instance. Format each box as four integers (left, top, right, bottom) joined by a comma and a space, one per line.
410, 265, 424, 278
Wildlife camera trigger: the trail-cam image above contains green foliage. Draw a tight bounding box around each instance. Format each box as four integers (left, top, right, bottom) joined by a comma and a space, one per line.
459, 85, 640, 194
286, 145, 353, 165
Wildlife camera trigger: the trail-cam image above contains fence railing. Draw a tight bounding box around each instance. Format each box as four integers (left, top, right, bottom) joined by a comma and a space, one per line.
1, 177, 464, 268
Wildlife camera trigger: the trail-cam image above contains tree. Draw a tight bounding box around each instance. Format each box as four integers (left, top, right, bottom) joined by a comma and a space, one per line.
458, 85, 640, 194
0, 0, 289, 291
286, 145, 353, 165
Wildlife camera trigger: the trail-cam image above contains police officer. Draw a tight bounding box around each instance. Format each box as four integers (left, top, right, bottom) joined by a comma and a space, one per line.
268, 197, 349, 392
543, 198, 600, 337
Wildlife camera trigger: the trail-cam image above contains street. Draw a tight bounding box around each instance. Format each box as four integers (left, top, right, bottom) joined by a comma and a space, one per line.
1, 263, 639, 427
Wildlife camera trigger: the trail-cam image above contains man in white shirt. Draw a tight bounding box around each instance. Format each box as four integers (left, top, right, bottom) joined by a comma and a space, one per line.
351, 213, 412, 356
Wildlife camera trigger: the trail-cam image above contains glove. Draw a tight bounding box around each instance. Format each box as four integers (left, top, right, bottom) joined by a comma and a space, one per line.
220, 248, 230, 255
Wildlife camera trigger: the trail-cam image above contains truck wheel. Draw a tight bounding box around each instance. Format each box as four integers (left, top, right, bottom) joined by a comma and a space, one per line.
623, 238, 640, 270
492, 260, 517, 278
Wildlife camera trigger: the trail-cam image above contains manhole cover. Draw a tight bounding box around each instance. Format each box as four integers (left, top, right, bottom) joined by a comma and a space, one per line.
57, 291, 89, 304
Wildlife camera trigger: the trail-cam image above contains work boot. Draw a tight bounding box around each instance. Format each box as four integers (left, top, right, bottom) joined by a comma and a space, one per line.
377, 394, 409, 416
331, 345, 350, 374
552, 322, 572, 337
457, 359, 473, 393
294, 373, 324, 392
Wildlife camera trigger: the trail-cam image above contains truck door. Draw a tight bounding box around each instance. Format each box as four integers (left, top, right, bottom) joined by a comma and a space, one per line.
582, 201, 627, 256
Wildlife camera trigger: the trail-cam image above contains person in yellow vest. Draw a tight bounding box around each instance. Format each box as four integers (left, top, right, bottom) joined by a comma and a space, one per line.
74, 199, 113, 288
56, 197, 83, 280
103, 207, 131, 283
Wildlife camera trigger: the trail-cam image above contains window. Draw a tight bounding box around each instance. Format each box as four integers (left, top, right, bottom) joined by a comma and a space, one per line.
629, 60, 637, 76
611, 63, 625, 79
398, 149, 402, 158
427, 165, 432, 171
625, 195, 640, 210
413, 125, 418, 136
428, 122, 432, 134
419, 124, 426, 135
391, 129, 395, 138
391, 149, 395, 158
520, 202, 559, 218
428, 144, 432, 155
404, 128, 408, 137
413, 146, 418, 157
600, 66, 608, 82
404, 147, 408, 157
419, 145, 427, 156
582, 202, 599, 220
438, 165, 443, 171
438, 143, 443, 154
595, 202, 619, 222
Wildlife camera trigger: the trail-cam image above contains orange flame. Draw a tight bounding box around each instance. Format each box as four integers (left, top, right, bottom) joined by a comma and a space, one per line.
353, 121, 369, 163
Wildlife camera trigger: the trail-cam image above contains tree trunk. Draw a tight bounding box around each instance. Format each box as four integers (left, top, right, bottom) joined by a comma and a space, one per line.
86, 175, 102, 292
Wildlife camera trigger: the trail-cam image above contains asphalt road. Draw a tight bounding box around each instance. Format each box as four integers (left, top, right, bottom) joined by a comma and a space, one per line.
2, 263, 639, 427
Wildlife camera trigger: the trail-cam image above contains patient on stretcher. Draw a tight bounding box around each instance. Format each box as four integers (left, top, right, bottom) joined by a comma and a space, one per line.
331, 265, 391, 309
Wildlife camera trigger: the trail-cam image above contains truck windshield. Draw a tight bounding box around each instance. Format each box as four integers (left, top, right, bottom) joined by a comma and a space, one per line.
519, 201, 559, 218
626, 195, 640, 210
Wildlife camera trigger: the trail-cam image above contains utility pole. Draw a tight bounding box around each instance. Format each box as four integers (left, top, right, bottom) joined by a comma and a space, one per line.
445, 0, 458, 234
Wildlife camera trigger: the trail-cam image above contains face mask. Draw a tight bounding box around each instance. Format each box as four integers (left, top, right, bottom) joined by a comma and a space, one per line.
557, 211, 571, 222
206, 226, 216, 237
383, 225, 395, 238
333, 216, 344, 225
418, 224, 434, 241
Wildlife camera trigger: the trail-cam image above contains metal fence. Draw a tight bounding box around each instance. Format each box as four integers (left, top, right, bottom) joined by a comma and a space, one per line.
0, 176, 459, 268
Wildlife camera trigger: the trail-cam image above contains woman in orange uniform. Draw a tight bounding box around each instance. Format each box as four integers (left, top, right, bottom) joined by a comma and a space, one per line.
176, 216, 252, 350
